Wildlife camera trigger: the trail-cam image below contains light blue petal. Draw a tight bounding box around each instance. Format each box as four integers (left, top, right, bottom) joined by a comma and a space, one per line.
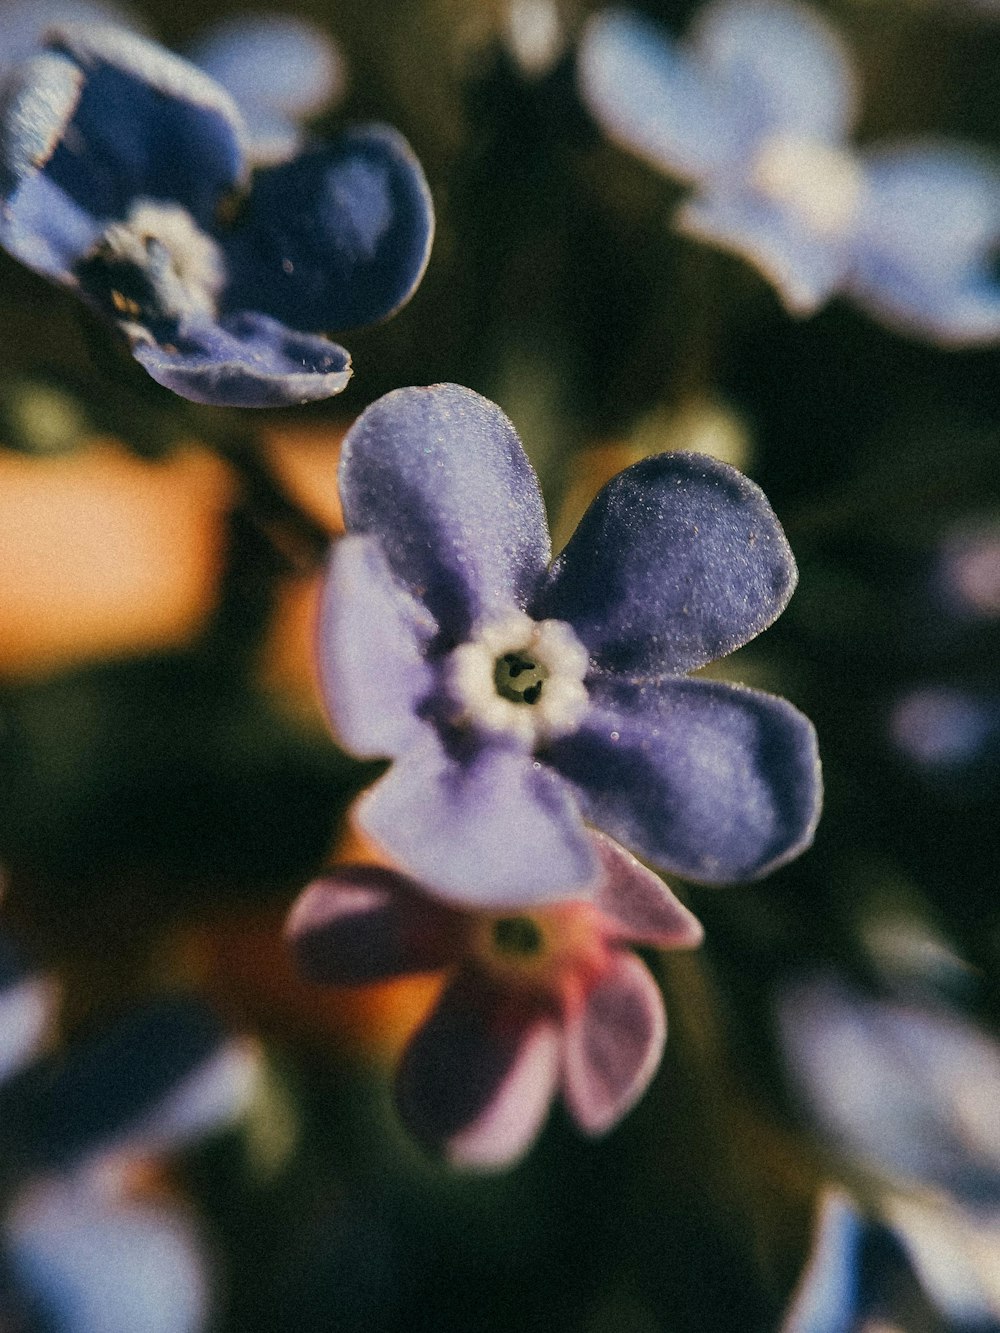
693, 0, 857, 142
780, 1190, 864, 1333
0, 0, 140, 80
8, 1181, 209, 1333
356, 734, 599, 908
319, 534, 439, 761
679, 189, 849, 314
189, 14, 342, 121
578, 9, 738, 184
850, 144, 1000, 346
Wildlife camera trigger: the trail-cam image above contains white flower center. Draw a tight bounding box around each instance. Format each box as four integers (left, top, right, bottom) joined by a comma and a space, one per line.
446, 612, 590, 747
81, 199, 226, 325
751, 133, 862, 238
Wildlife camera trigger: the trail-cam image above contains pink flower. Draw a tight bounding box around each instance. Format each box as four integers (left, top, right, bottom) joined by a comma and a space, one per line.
286, 832, 702, 1170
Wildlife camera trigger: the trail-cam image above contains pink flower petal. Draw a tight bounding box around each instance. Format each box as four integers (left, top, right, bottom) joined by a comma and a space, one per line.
286, 866, 466, 984
562, 951, 666, 1136
395, 972, 561, 1170
591, 831, 704, 948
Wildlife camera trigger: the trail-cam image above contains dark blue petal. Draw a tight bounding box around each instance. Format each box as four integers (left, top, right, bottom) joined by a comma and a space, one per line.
355, 733, 599, 907
850, 145, 1000, 346
536, 452, 797, 679
319, 535, 438, 759
578, 10, 739, 185
692, 0, 857, 142
130, 311, 351, 407
547, 677, 821, 884
396, 971, 561, 1168
27, 997, 246, 1168
678, 189, 849, 315
39, 24, 246, 226
339, 385, 550, 642
224, 124, 433, 331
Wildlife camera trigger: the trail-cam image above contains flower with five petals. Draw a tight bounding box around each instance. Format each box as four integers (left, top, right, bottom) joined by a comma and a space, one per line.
319, 382, 821, 906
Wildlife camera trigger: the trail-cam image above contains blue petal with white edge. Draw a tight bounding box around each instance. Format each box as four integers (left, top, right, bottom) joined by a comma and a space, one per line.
130, 312, 351, 408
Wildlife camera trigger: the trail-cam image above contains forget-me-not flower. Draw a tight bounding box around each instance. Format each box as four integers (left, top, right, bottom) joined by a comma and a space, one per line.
579, 1, 1000, 345
783, 1187, 1000, 1333
0, 937, 261, 1333
288, 831, 702, 1168
0, 23, 433, 406
319, 383, 821, 906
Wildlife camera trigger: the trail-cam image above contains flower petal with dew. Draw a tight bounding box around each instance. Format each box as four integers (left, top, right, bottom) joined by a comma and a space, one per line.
287, 831, 701, 1168
321, 383, 821, 905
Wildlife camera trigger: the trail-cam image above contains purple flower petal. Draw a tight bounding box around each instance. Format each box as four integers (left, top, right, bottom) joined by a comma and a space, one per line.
339, 385, 551, 642
42, 24, 246, 225
224, 124, 433, 331
355, 735, 599, 907
396, 972, 561, 1169
7, 1180, 209, 1333
319, 535, 438, 760
0, 936, 57, 1084
850, 144, 1000, 346
692, 0, 857, 143
678, 190, 850, 315
561, 950, 666, 1135
548, 677, 821, 884
578, 9, 739, 185
130, 311, 351, 407
536, 452, 797, 679
590, 832, 704, 948
287, 865, 466, 984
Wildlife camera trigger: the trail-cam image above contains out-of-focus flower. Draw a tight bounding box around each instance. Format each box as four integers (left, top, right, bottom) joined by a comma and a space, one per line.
579, 2, 1000, 345
0, 24, 433, 406
186, 14, 344, 167
287, 830, 702, 1168
778, 974, 1000, 1210
0, 938, 261, 1333
782, 1187, 1000, 1332
320, 383, 820, 906
0, 0, 140, 78
888, 686, 1000, 788
933, 522, 1000, 623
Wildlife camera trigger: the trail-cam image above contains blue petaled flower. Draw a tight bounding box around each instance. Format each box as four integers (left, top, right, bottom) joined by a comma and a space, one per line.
579, 2, 1000, 345
319, 383, 821, 906
0, 937, 261, 1333
783, 1188, 1000, 1333
288, 832, 703, 1168
0, 23, 433, 406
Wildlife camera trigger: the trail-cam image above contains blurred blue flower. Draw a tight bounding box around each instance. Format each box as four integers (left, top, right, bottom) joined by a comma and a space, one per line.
0, 941, 260, 1333
319, 383, 821, 905
783, 1188, 1000, 1333
0, 23, 433, 406
579, 2, 1000, 345
287, 831, 702, 1168
186, 14, 344, 167
778, 974, 1000, 1210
